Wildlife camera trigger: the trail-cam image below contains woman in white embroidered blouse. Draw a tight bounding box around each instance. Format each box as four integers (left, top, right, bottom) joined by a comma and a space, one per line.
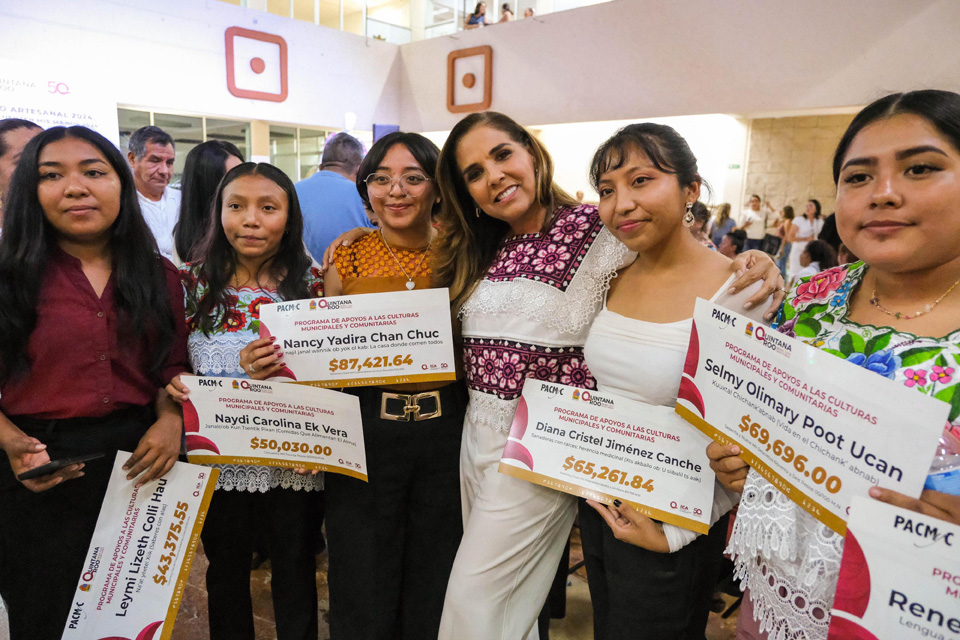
431, 111, 784, 640
709, 90, 960, 640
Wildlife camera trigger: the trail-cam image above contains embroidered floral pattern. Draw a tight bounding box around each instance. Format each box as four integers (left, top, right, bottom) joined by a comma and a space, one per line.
775, 260, 960, 418
486, 206, 602, 291
792, 265, 848, 306
181, 263, 323, 336
247, 296, 273, 320
464, 337, 596, 401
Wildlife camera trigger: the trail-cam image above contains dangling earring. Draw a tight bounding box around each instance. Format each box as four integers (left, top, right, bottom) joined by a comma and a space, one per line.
475, 206, 482, 218
682, 202, 695, 228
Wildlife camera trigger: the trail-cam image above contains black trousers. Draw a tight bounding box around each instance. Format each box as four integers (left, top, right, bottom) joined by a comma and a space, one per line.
325, 383, 466, 640
578, 499, 729, 640
200, 485, 321, 640
0, 407, 153, 640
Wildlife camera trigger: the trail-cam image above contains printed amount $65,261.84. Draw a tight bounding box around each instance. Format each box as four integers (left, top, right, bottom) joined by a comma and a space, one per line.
562, 456, 655, 492
329, 354, 414, 373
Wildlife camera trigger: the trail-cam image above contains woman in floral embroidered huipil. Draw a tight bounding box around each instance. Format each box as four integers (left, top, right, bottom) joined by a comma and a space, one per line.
167, 163, 323, 640
709, 91, 960, 640
432, 112, 782, 640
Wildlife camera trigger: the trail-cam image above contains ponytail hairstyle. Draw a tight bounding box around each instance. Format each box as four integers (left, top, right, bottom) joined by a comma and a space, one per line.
0, 126, 175, 383
434, 111, 576, 311
190, 162, 313, 335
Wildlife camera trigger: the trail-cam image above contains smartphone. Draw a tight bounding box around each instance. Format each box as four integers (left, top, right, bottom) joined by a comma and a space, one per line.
16, 452, 105, 481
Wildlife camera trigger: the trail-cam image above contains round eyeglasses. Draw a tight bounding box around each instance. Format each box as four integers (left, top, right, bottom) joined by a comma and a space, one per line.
364, 172, 432, 198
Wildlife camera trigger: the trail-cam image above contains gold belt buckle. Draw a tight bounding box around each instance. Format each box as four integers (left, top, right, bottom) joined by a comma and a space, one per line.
412, 391, 442, 420
380, 391, 442, 421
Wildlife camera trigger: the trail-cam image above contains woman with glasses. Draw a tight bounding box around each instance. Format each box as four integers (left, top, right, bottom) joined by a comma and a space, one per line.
322, 131, 467, 640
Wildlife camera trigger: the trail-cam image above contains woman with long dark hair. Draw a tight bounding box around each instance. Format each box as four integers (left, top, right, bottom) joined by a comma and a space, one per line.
0, 125, 188, 640
319, 131, 467, 640
166, 162, 323, 640
710, 89, 960, 640
578, 123, 773, 639
173, 140, 244, 264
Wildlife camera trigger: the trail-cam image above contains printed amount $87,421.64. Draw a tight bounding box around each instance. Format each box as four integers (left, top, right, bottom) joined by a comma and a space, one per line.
329, 354, 414, 373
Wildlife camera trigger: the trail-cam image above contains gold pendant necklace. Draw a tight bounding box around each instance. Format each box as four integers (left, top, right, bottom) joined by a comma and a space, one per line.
869, 277, 960, 320
379, 229, 429, 290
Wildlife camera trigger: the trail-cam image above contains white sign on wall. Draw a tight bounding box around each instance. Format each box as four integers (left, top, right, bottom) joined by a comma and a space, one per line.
0, 59, 119, 146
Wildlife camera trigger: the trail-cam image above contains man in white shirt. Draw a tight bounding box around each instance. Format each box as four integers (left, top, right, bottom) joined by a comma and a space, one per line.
127, 126, 180, 260
736, 194, 771, 251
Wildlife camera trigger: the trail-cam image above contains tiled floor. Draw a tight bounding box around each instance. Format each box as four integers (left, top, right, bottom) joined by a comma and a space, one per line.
168, 528, 741, 640
0, 530, 739, 640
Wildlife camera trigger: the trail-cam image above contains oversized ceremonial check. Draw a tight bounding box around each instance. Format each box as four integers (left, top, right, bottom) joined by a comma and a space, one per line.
258, 289, 456, 388
499, 380, 717, 533
61, 457, 218, 640
676, 298, 948, 535
182, 375, 367, 480
827, 497, 960, 640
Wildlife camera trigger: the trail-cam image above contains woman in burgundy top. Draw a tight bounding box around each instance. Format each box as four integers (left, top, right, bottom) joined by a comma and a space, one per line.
0, 126, 189, 640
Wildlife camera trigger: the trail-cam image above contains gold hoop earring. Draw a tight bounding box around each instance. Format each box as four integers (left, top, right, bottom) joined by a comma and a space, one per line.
682, 202, 695, 228
475, 206, 482, 218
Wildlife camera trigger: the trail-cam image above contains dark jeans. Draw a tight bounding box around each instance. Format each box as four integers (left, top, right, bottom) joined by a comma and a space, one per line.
579, 499, 729, 640
325, 383, 466, 640
0, 407, 153, 640
201, 485, 321, 640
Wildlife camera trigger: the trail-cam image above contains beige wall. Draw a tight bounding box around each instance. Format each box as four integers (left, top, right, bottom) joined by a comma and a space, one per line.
743, 114, 855, 218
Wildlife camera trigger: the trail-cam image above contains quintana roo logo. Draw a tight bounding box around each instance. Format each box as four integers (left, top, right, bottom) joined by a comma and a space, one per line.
826, 530, 878, 640
745, 322, 755, 337
100, 619, 165, 640
676, 320, 707, 417
501, 397, 535, 470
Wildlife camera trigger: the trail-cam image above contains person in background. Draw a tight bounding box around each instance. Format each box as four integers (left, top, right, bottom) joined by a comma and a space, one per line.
296, 132, 369, 260
127, 125, 179, 260
710, 203, 735, 246
837, 242, 858, 265
323, 131, 467, 640
465, 2, 491, 28
708, 89, 960, 640
167, 162, 323, 640
173, 140, 244, 265
523, 7, 535, 17
818, 210, 842, 250
785, 197, 824, 279
790, 238, 837, 285
736, 194, 774, 251
717, 229, 746, 259
775, 205, 795, 278
0, 125, 187, 640
500, 3, 514, 22
689, 201, 715, 249
0, 119, 41, 208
